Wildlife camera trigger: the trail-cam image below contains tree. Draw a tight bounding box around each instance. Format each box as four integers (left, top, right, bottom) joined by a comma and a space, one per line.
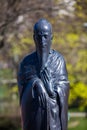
0, 0, 87, 111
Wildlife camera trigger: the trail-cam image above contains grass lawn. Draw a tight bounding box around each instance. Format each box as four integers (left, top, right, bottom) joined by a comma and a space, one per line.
0, 116, 87, 130
68, 117, 87, 130
18, 117, 87, 130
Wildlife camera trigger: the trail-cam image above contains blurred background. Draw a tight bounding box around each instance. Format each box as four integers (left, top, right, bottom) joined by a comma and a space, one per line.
0, 0, 87, 130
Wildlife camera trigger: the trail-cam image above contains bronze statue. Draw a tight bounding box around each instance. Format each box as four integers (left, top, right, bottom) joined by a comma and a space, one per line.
17, 19, 69, 130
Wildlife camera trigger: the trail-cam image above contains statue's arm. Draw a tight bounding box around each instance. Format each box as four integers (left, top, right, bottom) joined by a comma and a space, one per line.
17, 62, 38, 102
17, 62, 47, 106
56, 56, 69, 130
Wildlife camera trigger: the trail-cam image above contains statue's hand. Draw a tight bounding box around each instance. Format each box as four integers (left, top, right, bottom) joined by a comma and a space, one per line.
34, 79, 47, 107
40, 67, 55, 97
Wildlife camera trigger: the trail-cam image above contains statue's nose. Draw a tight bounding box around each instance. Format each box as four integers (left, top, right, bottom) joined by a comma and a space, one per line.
41, 36, 46, 46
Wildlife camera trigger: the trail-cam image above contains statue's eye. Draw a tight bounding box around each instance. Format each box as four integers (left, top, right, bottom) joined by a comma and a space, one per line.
35, 34, 40, 39
37, 34, 41, 38
44, 35, 48, 39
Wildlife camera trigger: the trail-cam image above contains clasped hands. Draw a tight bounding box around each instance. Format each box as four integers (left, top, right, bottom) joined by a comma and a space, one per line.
33, 67, 55, 107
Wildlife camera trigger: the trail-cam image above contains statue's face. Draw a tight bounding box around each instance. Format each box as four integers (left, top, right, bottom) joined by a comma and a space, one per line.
33, 20, 52, 55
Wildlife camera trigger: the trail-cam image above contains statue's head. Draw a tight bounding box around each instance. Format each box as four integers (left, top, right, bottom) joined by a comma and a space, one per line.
33, 18, 53, 55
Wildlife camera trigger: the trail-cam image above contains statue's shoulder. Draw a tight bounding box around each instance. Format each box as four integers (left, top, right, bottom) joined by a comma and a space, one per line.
49, 50, 66, 72
20, 51, 36, 66
50, 49, 65, 62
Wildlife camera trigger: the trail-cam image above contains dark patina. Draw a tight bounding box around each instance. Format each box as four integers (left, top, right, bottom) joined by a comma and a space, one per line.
17, 19, 69, 130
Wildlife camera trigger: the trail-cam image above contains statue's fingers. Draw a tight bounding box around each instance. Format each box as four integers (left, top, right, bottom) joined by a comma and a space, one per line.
40, 71, 44, 80
42, 69, 49, 82
40, 68, 49, 81
40, 72, 44, 81
41, 94, 45, 108
40, 72, 47, 84
44, 94, 46, 108
42, 93, 46, 108
40, 95, 42, 106
44, 68, 50, 81
42, 94, 45, 107
42, 72, 49, 85
44, 93, 47, 107
38, 96, 41, 107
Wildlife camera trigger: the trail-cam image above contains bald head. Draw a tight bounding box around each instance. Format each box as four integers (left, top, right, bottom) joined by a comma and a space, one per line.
34, 18, 52, 35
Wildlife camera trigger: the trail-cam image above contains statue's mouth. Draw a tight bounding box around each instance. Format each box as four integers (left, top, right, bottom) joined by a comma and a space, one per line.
41, 44, 47, 49
41, 46, 46, 49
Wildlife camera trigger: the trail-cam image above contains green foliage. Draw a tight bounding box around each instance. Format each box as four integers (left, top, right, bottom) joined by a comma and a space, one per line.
66, 33, 79, 48
66, 33, 79, 42
69, 82, 87, 111
0, 0, 87, 112
0, 84, 18, 100
0, 69, 13, 79
7, 31, 34, 61
76, 50, 87, 74
68, 117, 87, 130
0, 85, 8, 99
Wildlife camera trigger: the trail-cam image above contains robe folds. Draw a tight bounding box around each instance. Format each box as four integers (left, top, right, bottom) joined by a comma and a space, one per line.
17, 49, 69, 130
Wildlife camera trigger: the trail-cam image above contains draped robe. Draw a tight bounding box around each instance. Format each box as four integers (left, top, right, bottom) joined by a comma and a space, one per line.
17, 49, 69, 130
